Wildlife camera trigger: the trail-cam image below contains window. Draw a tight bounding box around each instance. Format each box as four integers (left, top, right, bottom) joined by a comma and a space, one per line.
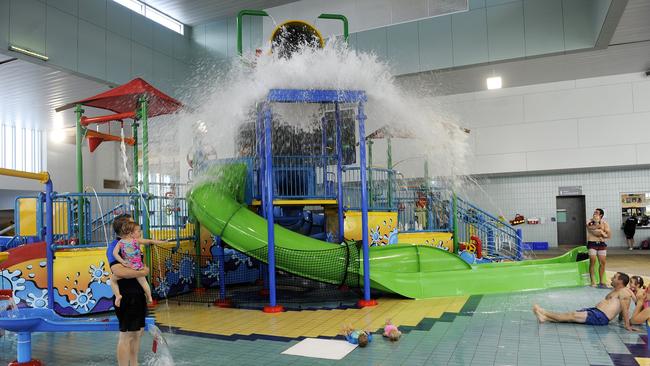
1, 124, 44, 173
112, 0, 184, 35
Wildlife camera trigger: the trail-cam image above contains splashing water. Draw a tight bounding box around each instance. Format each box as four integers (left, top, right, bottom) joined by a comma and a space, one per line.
144, 325, 175, 366
177, 40, 470, 183
119, 125, 132, 191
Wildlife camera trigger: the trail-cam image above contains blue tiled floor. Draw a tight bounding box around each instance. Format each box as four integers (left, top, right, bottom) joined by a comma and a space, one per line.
0, 287, 645, 365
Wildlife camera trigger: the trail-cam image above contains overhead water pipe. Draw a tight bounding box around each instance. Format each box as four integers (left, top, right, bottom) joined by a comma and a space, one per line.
317, 14, 349, 42
237, 10, 269, 56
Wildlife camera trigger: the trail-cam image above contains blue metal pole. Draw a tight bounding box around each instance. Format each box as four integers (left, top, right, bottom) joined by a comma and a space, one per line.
516, 228, 523, 260
321, 116, 328, 196
45, 179, 54, 310
215, 236, 226, 301
357, 101, 374, 305
335, 102, 344, 242
256, 104, 265, 216
16, 332, 32, 363
263, 105, 280, 311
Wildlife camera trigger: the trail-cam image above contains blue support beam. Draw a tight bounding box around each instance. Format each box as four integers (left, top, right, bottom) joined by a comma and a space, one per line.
267, 89, 366, 104
262, 105, 283, 313
45, 179, 54, 310
335, 102, 345, 243
357, 100, 376, 307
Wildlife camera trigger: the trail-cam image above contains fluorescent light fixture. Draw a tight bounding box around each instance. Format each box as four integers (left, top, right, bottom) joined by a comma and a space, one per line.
486, 76, 502, 90
9, 45, 48, 61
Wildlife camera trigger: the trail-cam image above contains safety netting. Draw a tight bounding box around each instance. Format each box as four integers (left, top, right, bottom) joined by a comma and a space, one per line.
151, 241, 366, 310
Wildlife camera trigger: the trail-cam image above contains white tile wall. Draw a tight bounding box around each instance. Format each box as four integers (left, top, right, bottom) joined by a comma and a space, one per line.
414, 72, 650, 176
523, 83, 634, 123
464, 168, 650, 248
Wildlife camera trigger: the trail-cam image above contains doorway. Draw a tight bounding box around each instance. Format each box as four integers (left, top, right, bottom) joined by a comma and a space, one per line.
556, 195, 587, 246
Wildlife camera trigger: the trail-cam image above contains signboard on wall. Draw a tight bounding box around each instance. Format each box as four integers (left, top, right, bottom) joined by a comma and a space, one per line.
558, 186, 582, 196
621, 192, 650, 228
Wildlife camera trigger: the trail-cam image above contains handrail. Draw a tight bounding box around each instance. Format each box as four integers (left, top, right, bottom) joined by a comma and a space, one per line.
0, 224, 15, 236
456, 196, 513, 231
0, 168, 49, 183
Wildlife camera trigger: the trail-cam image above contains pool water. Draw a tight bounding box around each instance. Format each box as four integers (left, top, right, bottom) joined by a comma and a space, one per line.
0, 287, 646, 366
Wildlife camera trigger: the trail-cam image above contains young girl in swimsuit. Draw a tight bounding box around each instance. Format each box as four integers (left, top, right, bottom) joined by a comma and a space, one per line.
382, 319, 402, 342
111, 221, 166, 306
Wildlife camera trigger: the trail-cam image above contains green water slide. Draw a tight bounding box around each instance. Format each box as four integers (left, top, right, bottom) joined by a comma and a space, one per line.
188, 164, 593, 299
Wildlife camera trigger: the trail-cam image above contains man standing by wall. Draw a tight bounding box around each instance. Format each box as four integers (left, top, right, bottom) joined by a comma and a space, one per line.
587, 208, 610, 288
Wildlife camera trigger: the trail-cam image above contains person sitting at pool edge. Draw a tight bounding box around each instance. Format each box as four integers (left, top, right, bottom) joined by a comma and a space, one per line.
532, 272, 637, 332
107, 214, 150, 366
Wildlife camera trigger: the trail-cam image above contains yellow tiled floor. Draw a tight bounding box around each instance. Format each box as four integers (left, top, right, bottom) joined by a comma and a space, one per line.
152, 295, 468, 338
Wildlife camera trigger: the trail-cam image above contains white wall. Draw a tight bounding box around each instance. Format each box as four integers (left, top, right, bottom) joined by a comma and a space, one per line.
262, 0, 468, 39
422, 71, 650, 175
465, 168, 650, 248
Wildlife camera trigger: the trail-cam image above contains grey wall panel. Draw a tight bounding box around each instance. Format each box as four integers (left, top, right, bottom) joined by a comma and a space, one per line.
46, 6, 78, 71
418, 16, 453, 71
387, 22, 420, 75
487, 1, 525, 61
47, 0, 78, 16
10, 0, 47, 54
107, 0, 131, 39
132, 42, 153, 81
452, 8, 488, 66
79, 0, 106, 28
107, 31, 131, 84
78, 20, 107, 79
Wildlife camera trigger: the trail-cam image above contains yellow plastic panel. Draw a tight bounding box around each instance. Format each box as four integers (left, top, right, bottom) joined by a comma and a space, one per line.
18, 198, 38, 236
344, 211, 398, 246
53, 200, 68, 235
398, 232, 454, 252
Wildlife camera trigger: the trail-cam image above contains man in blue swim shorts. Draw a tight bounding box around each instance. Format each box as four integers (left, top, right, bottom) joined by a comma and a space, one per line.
532, 272, 637, 332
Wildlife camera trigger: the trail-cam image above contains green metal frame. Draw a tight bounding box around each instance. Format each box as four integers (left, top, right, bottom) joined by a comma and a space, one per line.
236, 10, 350, 56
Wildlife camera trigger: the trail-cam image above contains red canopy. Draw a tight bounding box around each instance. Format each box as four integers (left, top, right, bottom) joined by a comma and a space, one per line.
56, 78, 182, 117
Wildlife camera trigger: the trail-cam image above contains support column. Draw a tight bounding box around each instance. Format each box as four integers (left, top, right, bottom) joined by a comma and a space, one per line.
75, 104, 85, 244
321, 116, 328, 196
263, 105, 283, 313
367, 139, 373, 207
45, 180, 54, 310
132, 120, 139, 223
193, 225, 203, 292
139, 98, 152, 284
213, 236, 231, 307
335, 103, 344, 242
357, 101, 376, 307
387, 137, 393, 209
15, 332, 40, 365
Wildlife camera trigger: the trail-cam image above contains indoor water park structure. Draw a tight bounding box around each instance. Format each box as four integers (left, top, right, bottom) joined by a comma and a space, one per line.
1, 1, 642, 364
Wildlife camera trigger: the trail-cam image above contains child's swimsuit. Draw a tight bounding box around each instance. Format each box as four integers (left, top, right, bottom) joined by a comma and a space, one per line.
118, 239, 144, 270
345, 330, 372, 344
384, 324, 398, 335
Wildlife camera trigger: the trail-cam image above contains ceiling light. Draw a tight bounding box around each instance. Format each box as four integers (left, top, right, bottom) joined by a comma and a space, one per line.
9, 44, 48, 61
486, 76, 502, 90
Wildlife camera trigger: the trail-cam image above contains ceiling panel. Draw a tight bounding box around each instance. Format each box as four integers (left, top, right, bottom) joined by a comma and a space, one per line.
610, 0, 650, 45
142, 0, 299, 25
0, 53, 110, 130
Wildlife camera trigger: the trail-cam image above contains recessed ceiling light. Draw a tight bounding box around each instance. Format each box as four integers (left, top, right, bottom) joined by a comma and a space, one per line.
486, 76, 502, 90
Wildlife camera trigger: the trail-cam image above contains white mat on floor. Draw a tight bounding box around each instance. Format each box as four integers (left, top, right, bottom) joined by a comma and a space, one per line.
281, 338, 357, 360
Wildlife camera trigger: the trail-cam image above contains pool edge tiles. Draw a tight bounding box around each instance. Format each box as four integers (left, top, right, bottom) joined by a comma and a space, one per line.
150, 295, 478, 341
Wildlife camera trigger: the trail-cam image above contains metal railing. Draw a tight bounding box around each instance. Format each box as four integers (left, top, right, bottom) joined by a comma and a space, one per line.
341, 166, 394, 210
395, 188, 450, 232
454, 196, 522, 260
254, 155, 338, 200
